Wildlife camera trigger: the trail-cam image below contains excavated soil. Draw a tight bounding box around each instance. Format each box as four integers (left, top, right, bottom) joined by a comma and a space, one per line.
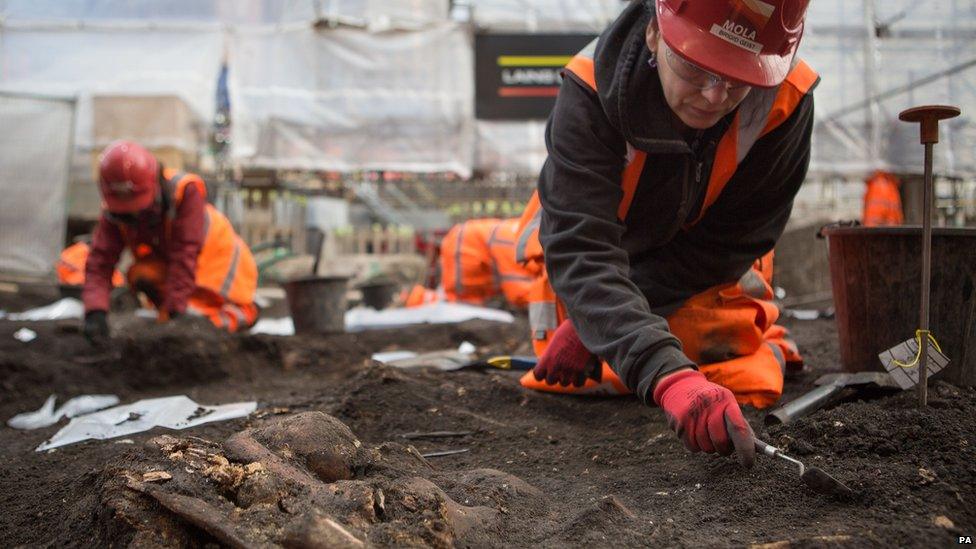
0, 308, 973, 548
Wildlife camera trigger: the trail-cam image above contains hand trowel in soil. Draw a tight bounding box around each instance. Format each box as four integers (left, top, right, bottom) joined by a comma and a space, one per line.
755, 439, 854, 498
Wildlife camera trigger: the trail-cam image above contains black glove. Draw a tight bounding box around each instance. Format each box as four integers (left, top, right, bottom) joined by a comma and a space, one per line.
83, 310, 110, 347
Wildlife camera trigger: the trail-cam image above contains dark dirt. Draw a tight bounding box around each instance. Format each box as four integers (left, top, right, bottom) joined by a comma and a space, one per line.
0, 310, 973, 548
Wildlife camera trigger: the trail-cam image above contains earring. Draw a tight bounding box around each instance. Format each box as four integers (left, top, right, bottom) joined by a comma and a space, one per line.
648, 51, 658, 69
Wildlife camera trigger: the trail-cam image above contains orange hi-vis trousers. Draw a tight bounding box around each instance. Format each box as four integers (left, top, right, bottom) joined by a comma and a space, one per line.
519, 252, 802, 409
127, 257, 258, 333
440, 218, 533, 308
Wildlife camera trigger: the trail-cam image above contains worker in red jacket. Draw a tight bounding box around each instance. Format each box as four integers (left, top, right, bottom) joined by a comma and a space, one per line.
82, 141, 259, 344
517, 0, 817, 467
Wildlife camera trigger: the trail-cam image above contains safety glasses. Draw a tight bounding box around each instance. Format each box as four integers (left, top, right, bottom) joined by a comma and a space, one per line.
658, 43, 750, 92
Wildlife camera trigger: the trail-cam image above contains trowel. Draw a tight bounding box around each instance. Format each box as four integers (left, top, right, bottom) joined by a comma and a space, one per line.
755, 438, 854, 498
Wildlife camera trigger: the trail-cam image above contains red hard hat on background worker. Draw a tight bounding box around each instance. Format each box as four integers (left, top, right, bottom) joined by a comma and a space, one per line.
657, 0, 810, 87
98, 141, 159, 213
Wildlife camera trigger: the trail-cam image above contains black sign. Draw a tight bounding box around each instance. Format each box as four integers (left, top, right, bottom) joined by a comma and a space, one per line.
475, 33, 598, 121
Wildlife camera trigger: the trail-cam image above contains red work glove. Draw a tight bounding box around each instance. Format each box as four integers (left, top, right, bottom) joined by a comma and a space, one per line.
532, 320, 601, 387
653, 370, 756, 467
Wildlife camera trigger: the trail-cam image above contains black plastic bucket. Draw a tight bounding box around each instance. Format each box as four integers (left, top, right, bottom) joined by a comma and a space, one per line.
821, 225, 976, 386
358, 280, 399, 310
281, 276, 349, 334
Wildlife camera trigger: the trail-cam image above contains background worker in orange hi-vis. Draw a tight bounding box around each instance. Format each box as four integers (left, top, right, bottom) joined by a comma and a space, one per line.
82, 141, 259, 345
862, 170, 904, 227
515, 0, 818, 468
403, 218, 534, 309
57, 238, 124, 288
440, 218, 534, 308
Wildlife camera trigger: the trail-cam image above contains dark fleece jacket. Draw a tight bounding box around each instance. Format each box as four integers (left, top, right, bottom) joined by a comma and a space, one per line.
537, 0, 815, 402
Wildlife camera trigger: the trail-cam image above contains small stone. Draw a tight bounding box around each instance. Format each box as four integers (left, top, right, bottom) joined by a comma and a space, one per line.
918, 468, 937, 484
833, 421, 845, 428
933, 515, 954, 529
142, 471, 172, 483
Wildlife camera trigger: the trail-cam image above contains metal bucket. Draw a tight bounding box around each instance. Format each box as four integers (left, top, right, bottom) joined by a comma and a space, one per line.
821, 225, 976, 385
358, 280, 399, 310
281, 276, 349, 334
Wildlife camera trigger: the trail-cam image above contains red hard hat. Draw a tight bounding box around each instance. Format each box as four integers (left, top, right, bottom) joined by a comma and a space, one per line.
98, 141, 158, 213
657, 0, 810, 88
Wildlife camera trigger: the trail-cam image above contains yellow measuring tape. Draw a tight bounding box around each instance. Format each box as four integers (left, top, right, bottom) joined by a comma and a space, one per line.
891, 329, 943, 368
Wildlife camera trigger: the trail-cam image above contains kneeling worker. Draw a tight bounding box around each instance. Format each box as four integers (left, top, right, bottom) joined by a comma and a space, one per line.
519, 0, 817, 467
82, 141, 259, 343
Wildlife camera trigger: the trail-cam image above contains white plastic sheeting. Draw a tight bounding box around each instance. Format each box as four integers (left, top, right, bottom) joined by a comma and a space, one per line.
466, 0, 625, 32
0, 0, 445, 28
250, 302, 515, 335
802, 0, 976, 177
1, 1, 972, 180
475, 120, 549, 176
0, 26, 222, 154
0, 298, 84, 321
468, 0, 976, 178
467, 1, 625, 177
0, 93, 75, 277
35, 395, 257, 451
229, 23, 475, 176
0, 0, 311, 25
8, 394, 120, 430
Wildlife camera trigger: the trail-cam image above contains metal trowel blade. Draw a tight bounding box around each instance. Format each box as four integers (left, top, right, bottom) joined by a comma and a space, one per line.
801, 466, 855, 498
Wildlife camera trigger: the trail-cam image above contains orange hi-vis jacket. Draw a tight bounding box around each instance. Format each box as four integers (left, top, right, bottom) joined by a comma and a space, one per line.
862, 170, 904, 227
58, 241, 124, 287
85, 169, 258, 331
516, 7, 816, 408
441, 218, 534, 308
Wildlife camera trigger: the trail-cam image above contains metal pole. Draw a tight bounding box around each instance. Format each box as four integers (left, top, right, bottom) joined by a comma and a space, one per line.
918, 142, 933, 407
898, 104, 961, 408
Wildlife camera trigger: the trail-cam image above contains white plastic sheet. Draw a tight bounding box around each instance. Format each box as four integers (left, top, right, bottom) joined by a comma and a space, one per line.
13, 328, 37, 342
2, 0, 972, 179
466, 0, 976, 178
465, 0, 625, 32
0, 28, 222, 156
1, 0, 445, 28
0, 298, 84, 321
802, 0, 976, 176
475, 121, 549, 179
8, 394, 120, 430
344, 302, 514, 331
37, 395, 257, 451
250, 302, 514, 335
250, 316, 297, 336
229, 22, 474, 176
0, 93, 75, 278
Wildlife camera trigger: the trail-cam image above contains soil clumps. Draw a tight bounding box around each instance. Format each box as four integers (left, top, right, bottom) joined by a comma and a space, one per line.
0, 315, 973, 547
